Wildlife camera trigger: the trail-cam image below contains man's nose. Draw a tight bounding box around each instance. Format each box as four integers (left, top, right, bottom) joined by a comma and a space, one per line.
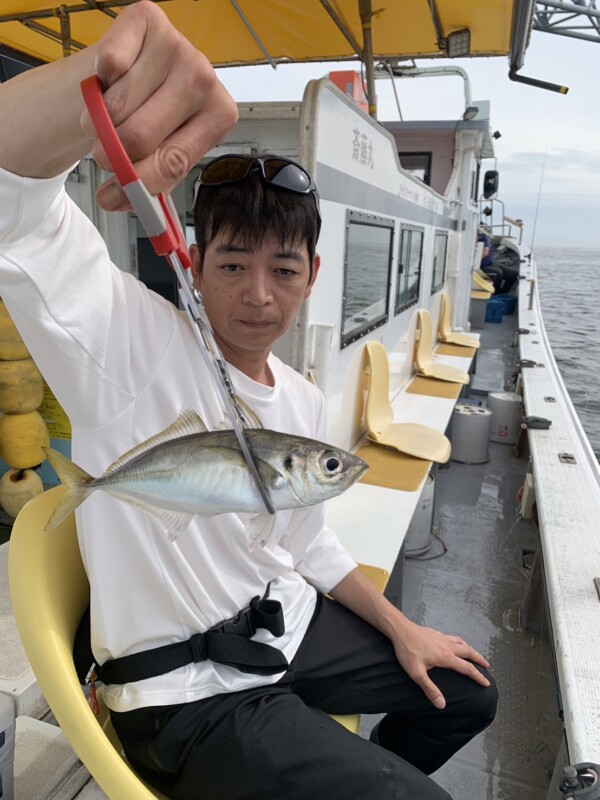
243, 273, 273, 305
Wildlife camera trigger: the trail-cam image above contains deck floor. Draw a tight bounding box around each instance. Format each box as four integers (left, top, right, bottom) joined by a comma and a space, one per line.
361, 309, 564, 799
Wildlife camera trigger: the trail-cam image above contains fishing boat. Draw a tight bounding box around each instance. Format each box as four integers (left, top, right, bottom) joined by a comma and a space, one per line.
1, 2, 599, 798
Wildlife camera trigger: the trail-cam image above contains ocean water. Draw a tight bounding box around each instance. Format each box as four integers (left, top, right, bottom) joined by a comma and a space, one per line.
535, 246, 600, 457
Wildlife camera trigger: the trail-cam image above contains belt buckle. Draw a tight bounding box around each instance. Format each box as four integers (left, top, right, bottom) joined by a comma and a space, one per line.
209, 594, 262, 638
225, 607, 255, 637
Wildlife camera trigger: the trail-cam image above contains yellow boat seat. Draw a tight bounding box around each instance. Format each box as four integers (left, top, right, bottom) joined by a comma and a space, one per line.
438, 292, 480, 350
363, 341, 451, 464
9, 487, 169, 799
9, 488, 374, 790
414, 309, 470, 385
472, 270, 495, 294
330, 564, 389, 731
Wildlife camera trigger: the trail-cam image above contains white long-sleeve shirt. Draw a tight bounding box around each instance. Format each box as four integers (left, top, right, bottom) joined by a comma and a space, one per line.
0, 165, 357, 712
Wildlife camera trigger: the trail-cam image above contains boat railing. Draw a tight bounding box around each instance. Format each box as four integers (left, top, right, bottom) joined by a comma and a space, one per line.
479, 196, 524, 244
518, 253, 600, 772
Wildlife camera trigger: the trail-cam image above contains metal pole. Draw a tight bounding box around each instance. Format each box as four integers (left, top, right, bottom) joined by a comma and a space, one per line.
358, 0, 377, 119
58, 5, 71, 58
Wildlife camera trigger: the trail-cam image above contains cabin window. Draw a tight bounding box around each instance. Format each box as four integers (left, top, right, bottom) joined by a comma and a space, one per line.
471, 161, 481, 203
398, 152, 431, 186
341, 210, 394, 348
431, 232, 448, 293
395, 225, 423, 314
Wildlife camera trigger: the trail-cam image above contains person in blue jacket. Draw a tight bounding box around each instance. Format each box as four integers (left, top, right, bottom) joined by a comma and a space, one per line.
478, 228, 518, 294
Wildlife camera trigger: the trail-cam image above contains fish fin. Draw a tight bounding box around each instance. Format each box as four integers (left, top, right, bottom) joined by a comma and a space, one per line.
42, 447, 93, 531
236, 395, 263, 429
214, 395, 263, 431
239, 511, 278, 550
103, 489, 195, 541
105, 410, 208, 474
255, 457, 288, 491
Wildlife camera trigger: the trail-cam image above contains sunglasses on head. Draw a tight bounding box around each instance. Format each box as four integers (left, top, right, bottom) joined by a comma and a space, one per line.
197, 155, 321, 239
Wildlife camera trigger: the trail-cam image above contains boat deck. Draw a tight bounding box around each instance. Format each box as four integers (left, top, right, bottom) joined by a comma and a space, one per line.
361, 309, 564, 798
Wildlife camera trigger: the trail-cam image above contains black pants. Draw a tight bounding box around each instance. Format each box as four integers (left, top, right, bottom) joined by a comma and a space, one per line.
480, 264, 503, 293
111, 595, 497, 800
481, 264, 518, 295
497, 265, 519, 294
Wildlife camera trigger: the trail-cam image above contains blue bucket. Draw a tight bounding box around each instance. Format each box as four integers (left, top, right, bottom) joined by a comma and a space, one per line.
485, 299, 504, 323
495, 294, 517, 315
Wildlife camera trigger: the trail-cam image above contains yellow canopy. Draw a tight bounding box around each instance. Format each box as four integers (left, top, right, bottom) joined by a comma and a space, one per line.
0, 0, 525, 67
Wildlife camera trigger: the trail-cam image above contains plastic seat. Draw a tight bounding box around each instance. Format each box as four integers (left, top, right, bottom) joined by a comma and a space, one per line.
363, 341, 451, 463
438, 293, 480, 349
9, 486, 168, 799
414, 309, 470, 385
9, 488, 364, 797
329, 564, 388, 731
472, 270, 495, 294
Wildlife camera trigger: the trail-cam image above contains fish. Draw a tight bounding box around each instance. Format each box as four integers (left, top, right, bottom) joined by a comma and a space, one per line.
42, 409, 368, 541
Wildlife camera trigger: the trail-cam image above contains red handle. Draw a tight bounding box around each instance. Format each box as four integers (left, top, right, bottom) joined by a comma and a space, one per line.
80, 76, 191, 269
80, 76, 138, 187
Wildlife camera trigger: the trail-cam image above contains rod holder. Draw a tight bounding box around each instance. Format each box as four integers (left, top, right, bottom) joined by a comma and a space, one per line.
559, 763, 600, 797
528, 278, 536, 311
509, 70, 569, 94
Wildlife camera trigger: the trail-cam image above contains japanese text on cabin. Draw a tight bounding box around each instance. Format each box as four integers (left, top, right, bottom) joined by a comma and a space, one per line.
352, 128, 374, 169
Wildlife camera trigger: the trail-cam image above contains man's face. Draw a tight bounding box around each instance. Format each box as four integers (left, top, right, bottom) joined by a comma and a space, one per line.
190, 231, 320, 375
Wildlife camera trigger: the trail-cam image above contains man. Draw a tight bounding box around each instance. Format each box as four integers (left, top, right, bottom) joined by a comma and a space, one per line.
478, 227, 518, 295
478, 227, 503, 293
0, 4, 496, 798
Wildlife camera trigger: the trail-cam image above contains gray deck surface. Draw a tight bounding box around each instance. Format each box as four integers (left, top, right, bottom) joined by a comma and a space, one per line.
360, 308, 564, 798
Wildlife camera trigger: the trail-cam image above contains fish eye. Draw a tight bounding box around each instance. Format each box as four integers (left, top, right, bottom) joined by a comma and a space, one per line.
321, 452, 342, 475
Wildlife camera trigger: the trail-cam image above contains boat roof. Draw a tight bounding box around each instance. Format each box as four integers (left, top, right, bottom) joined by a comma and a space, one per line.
0, 0, 532, 68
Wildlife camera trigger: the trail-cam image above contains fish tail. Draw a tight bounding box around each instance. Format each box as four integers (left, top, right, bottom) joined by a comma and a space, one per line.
42, 446, 94, 531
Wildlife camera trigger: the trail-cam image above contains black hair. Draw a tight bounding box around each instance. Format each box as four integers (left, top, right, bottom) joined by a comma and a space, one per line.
193, 171, 319, 277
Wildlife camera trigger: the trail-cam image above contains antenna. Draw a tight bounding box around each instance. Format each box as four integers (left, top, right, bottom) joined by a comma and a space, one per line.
530, 147, 548, 257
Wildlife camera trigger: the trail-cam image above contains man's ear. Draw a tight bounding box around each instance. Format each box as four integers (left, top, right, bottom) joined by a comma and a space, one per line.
190, 244, 202, 289
304, 254, 321, 299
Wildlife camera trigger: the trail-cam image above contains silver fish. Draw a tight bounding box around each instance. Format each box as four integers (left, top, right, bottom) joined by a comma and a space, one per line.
43, 409, 368, 540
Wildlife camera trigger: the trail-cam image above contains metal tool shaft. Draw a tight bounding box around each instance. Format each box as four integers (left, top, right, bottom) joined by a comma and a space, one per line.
167, 254, 276, 515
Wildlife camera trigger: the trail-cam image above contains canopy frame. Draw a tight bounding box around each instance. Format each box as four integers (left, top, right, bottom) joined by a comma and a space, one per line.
0, 1, 577, 99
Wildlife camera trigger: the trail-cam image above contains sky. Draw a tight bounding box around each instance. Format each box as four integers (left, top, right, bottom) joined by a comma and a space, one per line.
215, 28, 600, 251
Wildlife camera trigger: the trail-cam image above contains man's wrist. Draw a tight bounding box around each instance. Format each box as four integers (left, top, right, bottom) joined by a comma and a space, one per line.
377, 602, 412, 641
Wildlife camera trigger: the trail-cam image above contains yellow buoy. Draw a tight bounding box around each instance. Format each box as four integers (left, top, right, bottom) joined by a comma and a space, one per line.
0, 410, 49, 469
0, 467, 43, 518
0, 357, 44, 414
0, 300, 29, 361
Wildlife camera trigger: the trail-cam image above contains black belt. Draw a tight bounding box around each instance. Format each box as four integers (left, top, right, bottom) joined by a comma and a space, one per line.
95, 588, 288, 685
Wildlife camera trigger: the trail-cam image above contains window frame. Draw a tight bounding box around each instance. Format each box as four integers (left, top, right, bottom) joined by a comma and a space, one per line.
340, 209, 395, 349
431, 231, 449, 293
398, 152, 432, 186
395, 224, 424, 315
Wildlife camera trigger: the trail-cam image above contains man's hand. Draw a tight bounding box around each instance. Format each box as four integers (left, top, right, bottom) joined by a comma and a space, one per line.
389, 617, 490, 710
0, 1, 237, 203
330, 566, 491, 709
81, 1, 238, 210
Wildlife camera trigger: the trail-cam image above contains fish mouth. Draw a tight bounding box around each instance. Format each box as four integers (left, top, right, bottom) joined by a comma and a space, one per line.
349, 455, 369, 484
355, 456, 369, 478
